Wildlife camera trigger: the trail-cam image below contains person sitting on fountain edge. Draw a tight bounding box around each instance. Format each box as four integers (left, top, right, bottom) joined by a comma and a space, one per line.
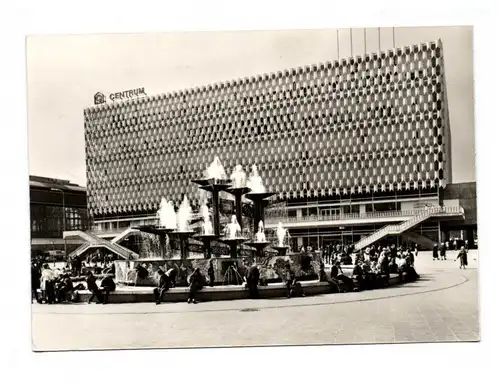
56, 273, 74, 303
154, 269, 170, 304
284, 264, 305, 298
99, 273, 116, 304
31, 262, 41, 303
245, 261, 260, 299
351, 260, 365, 292
165, 267, 178, 287
187, 268, 205, 304
331, 261, 354, 292
207, 260, 215, 287
318, 262, 340, 293
86, 270, 102, 304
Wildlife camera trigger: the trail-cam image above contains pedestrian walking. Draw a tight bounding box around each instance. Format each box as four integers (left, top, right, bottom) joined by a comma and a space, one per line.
432, 244, 439, 261
455, 246, 468, 269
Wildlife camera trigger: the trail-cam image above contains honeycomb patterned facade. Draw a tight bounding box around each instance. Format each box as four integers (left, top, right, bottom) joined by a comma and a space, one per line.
84, 40, 452, 218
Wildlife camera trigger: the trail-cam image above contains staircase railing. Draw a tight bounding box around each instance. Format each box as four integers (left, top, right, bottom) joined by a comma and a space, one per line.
354, 206, 464, 250
65, 230, 138, 260
110, 227, 139, 244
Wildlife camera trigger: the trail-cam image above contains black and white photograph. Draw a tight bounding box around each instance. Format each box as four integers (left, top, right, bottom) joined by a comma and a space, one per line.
26, 26, 479, 352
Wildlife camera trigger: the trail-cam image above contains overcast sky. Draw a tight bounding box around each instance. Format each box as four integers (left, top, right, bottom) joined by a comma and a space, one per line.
26, 26, 475, 186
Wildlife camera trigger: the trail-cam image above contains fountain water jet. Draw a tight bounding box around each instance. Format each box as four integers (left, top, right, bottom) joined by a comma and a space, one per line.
245, 220, 271, 258
225, 215, 242, 239
206, 156, 228, 181
226, 164, 252, 227
157, 197, 177, 229
176, 195, 193, 232
247, 164, 266, 193
231, 165, 247, 189
245, 164, 276, 233
171, 196, 196, 259
219, 214, 247, 258
201, 203, 213, 235
272, 222, 290, 257
256, 221, 266, 242
276, 222, 289, 247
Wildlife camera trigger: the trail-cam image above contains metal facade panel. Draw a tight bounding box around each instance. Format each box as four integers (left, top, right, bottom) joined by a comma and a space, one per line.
84, 41, 451, 218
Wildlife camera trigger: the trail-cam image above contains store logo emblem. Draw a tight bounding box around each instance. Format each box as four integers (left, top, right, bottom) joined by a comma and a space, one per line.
94, 92, 106, 105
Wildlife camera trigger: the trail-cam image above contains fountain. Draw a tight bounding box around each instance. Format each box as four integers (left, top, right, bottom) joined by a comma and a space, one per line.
245, 164, 275, 233
272, 222, 290, 257
191, 156, 232, 236
226, 164, 252, 227
219, 214, 248, 258
194, 201, 219, 259
171, 195, 196, 259
113, 157, 327, 290
132, 197, 177, 259
245, 220, 272, 258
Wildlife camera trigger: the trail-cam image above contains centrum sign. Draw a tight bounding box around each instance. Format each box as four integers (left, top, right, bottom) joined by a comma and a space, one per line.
93, 87, 147, 105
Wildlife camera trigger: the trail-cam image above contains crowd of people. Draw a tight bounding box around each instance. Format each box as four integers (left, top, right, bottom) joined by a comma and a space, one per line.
317, 244, 419, 292
31, 262, 79, 304
31, 260, 117, 305
32, 241, 433, 305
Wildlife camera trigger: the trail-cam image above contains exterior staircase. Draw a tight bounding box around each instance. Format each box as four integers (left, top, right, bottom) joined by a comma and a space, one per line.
110, 227, 139, 244
354, 206, 464, 251
65, 230, 139, 260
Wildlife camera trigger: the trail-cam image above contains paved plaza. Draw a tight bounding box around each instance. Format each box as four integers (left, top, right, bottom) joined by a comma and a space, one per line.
31, 251, 479, 351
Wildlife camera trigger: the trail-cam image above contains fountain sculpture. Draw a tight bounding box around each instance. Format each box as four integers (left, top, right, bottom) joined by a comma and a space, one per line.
115, 158, 324, 289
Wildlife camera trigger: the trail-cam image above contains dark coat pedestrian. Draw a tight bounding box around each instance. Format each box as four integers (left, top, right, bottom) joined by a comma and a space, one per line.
246, 265, 260, 299
153, 270, 170, 304
207, 262, 215, 287
456, 248, 468, 269
187, 268, 204, 303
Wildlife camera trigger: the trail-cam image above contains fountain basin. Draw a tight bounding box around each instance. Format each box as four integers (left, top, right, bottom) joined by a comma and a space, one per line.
226, 186, 252, 195
218, 237, 248, 246
194, 234, 220, 241
200, 183, 231, 192
244, 192, 276, 202
245, 241, 272, 250
132, 225, 175, 235
171, 231, 196, 237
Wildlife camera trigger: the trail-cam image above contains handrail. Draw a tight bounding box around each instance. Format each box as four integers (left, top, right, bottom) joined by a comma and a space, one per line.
268, 206, 464, 225
65, 230, 138, 259
267, 209, 428, 224
354, 206, 464, 250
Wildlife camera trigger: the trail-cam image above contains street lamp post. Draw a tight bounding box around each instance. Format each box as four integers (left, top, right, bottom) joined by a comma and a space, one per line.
51, 188, 67, 261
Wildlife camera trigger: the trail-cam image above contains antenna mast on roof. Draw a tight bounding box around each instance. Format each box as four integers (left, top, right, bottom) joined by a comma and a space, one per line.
336, 29, 340, 59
